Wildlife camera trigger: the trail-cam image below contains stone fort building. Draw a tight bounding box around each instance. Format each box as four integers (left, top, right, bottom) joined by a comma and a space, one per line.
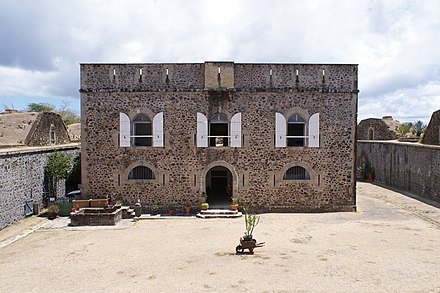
80, 62, 358, 212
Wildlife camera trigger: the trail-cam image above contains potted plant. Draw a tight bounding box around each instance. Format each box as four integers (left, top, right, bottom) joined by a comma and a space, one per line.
199, 192, 209, 210
150, 203, 159, 215
168, 204, 176, 216
184, 202, 192, 215
231, 197, 239, 211
242, 207, 260, 242
47, 204, 59, 220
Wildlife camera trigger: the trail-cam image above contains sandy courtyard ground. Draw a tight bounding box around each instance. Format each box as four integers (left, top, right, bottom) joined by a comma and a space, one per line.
1, 182, 440, 293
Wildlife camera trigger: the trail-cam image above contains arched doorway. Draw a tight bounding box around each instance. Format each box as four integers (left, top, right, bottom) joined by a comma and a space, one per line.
205, 166, 232, 207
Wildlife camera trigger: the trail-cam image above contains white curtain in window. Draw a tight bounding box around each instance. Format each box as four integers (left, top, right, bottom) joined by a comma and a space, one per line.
308, 112, 320, 148
120, 112, 130, 147
275, 112, 287, 147
153, 112, 164, 147
230, 112, 242, 147
197, 112, 208, 147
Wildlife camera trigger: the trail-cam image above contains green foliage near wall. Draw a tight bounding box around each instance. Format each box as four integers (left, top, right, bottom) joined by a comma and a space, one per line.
66, 154, 81, 192
397, 123, 412, 136
46, 152, 71, 180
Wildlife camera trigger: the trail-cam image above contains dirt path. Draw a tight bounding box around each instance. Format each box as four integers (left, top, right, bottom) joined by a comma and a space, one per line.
1, 182, 440, 293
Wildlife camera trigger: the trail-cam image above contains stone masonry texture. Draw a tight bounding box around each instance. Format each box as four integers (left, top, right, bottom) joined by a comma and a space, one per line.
81, 62, 358, 212
421, 109, 440, 145
0, 145, 80, 230
357, 118, 397, 140
357, 141, 440, 201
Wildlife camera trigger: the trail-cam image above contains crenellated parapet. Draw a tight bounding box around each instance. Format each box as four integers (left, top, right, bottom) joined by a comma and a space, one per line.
80, 62, 358, 93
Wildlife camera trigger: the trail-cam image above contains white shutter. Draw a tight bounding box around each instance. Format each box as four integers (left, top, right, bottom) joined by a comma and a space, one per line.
308, 112, 320, 148
153, 112, 164, 147
120, 112, 130, 147
275, 112, 286, 147
230, 113, 242, 147
197, 112, 208, 147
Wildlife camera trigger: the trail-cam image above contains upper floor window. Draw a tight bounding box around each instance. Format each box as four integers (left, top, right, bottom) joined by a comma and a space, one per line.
119, 112, 164, 147
133, 114, 152, 146
197, 112, 241, 148
275, 112, 320, 148
283, 166, 310, 180
128, 166, 155, 180
209, 113, 229, 147
287, 114, 306, 146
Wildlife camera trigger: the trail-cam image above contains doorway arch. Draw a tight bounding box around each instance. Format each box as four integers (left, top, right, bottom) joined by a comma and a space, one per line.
206, 166, 232, 207
202, 162, 237, 208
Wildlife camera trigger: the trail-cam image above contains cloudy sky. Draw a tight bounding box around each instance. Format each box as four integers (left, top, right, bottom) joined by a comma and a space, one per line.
0, 0, 439, 123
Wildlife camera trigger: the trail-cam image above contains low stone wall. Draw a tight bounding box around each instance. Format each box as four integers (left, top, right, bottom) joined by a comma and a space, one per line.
357, 141, 440, 201
0, 144, 80, 230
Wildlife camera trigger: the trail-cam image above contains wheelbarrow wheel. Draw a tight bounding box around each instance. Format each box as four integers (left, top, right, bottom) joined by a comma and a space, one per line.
236, 245, 244, 253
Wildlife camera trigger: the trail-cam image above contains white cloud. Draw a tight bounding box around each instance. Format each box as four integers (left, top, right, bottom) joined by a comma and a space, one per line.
0, 0, 439, 121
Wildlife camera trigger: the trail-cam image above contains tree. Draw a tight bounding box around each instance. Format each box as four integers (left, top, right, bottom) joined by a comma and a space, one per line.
26, 103, 55, 112
58, 110, 80, 125
45, 152, 71, 200
397, 123, 412, 136
411, 120, 425, 137
66, 154, 81, 192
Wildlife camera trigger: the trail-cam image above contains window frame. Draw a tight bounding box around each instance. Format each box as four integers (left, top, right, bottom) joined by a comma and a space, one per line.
283, 166, 311, 180
128, 165, 155, 180
131, 113, 153, 147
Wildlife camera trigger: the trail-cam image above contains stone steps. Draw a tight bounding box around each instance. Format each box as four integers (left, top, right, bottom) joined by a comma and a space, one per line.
121, 206, 135, 219
196, 209, 242, 218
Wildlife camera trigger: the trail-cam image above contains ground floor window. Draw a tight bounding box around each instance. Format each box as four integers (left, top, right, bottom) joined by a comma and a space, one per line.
128, 166, 155, 180
283, 166, 310, 180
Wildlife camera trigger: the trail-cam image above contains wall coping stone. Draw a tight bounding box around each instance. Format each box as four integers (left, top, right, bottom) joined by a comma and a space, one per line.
358, 140, 440, 150
0, 143, 80, 156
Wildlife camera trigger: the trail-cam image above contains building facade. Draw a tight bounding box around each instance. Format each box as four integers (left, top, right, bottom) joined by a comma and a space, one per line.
80, 62, 358, 212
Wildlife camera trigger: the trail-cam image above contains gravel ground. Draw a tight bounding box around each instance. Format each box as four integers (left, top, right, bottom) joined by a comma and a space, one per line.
1, 182, 440, 293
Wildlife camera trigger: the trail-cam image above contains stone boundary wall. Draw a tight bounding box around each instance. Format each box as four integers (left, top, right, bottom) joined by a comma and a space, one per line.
0, 144, 80, 230
357, 141, 440, 201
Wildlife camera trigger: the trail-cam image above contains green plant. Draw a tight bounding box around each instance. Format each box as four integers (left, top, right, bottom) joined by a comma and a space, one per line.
45, 152, 71, 201
358, 160, 371, 181
46, 152, 70, 180
66, 154, 81, 192
397, 123, 412, 136
47, 204, 59, 214
243, 207, 260, 239
200, 202, 209, 210
411, 120, 426, 137
231, 197, 238, 205
151, 203, 159, 211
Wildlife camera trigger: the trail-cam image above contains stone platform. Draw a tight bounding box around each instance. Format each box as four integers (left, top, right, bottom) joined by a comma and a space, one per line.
196, 209, 242, 218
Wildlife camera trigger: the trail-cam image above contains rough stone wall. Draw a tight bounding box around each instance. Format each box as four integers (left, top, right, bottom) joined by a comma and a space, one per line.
358, 118, 397, 140
26, 112, 71, 146
421, 110, 440, 145
357, 141, 440, 201
0, 145, 80, 230
81, 62, 358, 212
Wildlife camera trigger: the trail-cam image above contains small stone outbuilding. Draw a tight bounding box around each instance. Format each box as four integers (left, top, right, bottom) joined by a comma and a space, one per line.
358, 117, 398, 140
421, 109, 440, 145
0, 110, 70, 148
